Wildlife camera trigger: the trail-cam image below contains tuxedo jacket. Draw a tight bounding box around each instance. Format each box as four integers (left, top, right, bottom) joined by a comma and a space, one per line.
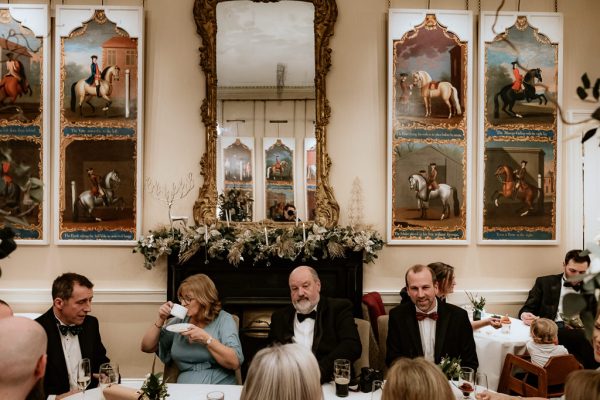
518, 273, 598, 320
386, 300, 478, 370
268, 297, 362, 383
36, 308, 110, 396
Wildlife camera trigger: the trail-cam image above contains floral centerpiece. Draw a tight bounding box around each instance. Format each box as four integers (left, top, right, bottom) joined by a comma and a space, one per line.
138, 372, 169, 400
466, 292, 486, 321
438, 356, 462, 380
133, 223, 384, 270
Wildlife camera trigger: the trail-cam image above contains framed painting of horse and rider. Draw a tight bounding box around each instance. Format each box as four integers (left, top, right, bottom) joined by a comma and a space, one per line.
0, 4, 50, 244
387, 10, 472, 244
478, 12, 562, 244
53, 6, 143, 244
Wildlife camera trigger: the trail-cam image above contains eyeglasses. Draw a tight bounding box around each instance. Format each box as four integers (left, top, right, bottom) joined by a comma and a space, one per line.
178, 296, 195, 305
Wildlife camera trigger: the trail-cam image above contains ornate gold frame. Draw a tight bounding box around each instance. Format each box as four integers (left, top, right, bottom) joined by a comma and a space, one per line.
192, 0, 339, 227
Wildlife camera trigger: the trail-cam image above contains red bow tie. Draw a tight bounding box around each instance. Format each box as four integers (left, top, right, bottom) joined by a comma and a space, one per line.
416, 311, 438, 321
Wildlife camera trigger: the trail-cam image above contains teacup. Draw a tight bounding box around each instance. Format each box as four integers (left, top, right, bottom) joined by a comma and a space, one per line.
170, 303, 188, 319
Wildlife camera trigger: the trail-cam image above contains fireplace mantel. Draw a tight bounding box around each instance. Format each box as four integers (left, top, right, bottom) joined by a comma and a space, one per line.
167, 251, 364, 316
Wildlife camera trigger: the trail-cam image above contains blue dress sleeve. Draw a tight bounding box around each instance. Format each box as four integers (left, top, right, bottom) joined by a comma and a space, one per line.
157, 318, 182, 365
217, 312, 244, 366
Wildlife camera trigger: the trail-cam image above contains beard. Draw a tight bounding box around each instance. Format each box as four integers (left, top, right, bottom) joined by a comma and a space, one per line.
293, 296, 318, 314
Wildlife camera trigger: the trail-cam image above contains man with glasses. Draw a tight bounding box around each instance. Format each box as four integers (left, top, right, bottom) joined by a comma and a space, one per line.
36, 273, 111, 398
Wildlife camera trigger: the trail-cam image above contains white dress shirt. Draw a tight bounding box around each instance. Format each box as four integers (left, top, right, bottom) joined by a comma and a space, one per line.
293, 306, 317, 350
417, 300, 438, 363
556, 274, 577, 322
55, 315, 83, 391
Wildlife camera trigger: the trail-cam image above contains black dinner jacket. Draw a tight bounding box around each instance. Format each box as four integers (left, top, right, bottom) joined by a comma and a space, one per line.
386, 299, 478, 370
518, 273, 598, 320
36, 308, 110, 396
268, 297, 362, 383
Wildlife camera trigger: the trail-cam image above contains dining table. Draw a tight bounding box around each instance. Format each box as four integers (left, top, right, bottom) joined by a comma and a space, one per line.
473, 315, 531, 391
63, 379, 484, 399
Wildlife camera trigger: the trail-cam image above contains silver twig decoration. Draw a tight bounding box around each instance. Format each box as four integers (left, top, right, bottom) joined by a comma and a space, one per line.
145, 173, 195, 232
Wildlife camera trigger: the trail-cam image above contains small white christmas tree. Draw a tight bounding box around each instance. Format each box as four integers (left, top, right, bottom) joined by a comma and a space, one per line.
348, 177, 364, 229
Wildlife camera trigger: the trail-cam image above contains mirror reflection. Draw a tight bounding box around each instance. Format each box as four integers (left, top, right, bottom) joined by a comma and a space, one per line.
215, 0, 316, 222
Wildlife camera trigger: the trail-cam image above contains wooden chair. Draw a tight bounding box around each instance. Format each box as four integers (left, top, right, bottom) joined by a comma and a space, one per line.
163, 314, 243, 385
497, 353, 582, 398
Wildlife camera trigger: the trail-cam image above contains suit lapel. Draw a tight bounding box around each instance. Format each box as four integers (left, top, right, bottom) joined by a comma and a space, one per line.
434, 301, 450, 361
312, 298, 325, 353
550, 274, 563, 314
407, 304, 424, 357
41, 310, 70, 391
282, 306, 296, 343
78, 317, 92, 360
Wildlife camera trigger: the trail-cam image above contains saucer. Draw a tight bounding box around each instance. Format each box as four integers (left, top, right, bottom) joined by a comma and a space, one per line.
165, 323, 194, 333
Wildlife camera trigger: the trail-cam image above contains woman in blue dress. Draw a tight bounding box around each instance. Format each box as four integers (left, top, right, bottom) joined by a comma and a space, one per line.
141, 274, 243, 384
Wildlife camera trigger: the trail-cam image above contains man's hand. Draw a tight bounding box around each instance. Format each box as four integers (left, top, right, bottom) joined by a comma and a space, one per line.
520, 312, 538, 326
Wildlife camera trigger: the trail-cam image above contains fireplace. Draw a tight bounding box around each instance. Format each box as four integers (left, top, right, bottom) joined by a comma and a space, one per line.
167, 251, 364, 376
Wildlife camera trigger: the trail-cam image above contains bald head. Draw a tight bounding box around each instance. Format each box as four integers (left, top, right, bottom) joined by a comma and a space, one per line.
0, 300, 12, 319
0, 317, 47, 396
289, 266, 321, 314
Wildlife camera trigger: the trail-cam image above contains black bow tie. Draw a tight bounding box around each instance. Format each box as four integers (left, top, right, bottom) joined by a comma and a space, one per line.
563, 281, 582, 292
57, 324, 83, 336
297, 310, 317, 323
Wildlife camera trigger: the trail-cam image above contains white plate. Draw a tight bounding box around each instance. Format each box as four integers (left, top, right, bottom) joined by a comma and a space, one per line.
165, 323, 194, 333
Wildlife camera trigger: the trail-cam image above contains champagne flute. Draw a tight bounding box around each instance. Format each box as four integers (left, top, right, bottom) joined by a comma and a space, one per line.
77, 358, 91, 399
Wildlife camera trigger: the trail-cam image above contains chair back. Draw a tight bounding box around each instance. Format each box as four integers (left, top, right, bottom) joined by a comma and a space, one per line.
353, 318, 370, 378
362, 292, 386, 338
376, 315, 389, 374
497, 353, 582, 398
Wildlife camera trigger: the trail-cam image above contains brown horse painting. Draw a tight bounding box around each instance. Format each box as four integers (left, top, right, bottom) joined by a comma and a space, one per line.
492, 164, 539, 216
0, 75, 32, 105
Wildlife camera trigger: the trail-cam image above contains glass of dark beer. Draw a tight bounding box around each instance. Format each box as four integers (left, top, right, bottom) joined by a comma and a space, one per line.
334, 359, 351, 397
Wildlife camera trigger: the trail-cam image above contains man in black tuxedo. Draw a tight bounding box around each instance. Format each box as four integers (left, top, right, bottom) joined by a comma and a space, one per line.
386, 264, 478, 370
36, 273, 110, 398
518, 249, 598, 369
268, 266, 361, 383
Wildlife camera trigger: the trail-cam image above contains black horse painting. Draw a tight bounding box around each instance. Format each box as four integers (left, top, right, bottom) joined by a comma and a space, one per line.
493, 68, 547, 118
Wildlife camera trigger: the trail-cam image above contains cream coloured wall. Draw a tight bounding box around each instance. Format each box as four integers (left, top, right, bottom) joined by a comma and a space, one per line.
1, 0, 599, 378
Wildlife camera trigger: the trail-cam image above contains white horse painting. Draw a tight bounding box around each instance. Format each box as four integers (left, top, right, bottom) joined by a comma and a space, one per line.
411, 70, 462, 118
70, 65, 120, 116
408, 173, 459, 220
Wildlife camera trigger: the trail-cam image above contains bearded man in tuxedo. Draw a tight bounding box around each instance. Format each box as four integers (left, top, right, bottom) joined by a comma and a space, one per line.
36, 273, 110, 398
268, 266, 361, 383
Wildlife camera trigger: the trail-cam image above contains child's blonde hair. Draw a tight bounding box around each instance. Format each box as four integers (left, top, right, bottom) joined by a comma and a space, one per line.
530, 318, 558, 344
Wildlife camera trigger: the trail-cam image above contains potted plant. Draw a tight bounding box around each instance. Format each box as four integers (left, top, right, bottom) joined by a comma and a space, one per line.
466, 292, 486, 321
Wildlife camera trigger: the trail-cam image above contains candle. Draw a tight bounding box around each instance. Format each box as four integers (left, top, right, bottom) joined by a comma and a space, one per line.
225, 210, 230, 227
295, 214, 299, 227
204, 225, 208, 242
239, 161, 243, 180
264, 227, 269, 246
302, 222, 306, 242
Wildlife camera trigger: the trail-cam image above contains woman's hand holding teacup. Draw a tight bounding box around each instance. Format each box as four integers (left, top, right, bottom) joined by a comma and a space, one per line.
180, 325, 212, 345
158, 301, 174, 321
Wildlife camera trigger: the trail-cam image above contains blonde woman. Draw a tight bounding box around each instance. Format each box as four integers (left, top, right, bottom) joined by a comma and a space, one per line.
141, 274, 243, 384
383, 357, 453, 400
527, 318, 568, 367
564, 369, 600, 400
240, 343, 322, 400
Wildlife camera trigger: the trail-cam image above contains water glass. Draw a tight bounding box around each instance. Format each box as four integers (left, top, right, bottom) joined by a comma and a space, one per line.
475, 372, 488, 396
458, 367, 475, 399
333, 359, 351, 398
501, 321, 511, 334
371, 380, 384, 400
99, 362, 119, 389
206, 391, 224, 400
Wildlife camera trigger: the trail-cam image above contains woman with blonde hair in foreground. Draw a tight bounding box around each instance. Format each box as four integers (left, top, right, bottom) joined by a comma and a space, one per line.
382, 357, 454, 400
240, 343, 322, 400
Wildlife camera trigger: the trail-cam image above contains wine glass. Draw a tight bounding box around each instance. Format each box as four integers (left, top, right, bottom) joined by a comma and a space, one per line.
457, 367, 475, 399
99, 362, 119, 390
475, 372, 489, 397
77, 358, 91, 399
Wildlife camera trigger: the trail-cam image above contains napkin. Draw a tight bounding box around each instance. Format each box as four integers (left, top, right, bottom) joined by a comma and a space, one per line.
103, 384, 142, 400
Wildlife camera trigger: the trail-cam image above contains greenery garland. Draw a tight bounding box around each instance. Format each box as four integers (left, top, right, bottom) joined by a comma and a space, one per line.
133, 224, 384, 270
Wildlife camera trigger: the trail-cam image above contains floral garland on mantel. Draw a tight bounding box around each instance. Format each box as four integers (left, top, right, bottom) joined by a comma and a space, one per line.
133, 223, 384, 270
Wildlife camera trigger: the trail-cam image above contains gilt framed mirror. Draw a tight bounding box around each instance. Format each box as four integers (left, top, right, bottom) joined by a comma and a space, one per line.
192, 0, 339, 227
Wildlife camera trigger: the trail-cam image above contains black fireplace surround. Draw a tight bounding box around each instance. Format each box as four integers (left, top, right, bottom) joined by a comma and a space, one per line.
167, 251, 364, 317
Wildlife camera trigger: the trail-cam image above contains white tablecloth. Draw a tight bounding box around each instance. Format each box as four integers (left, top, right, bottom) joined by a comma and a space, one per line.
474, 316, 530, 391
64, 380, 476, 399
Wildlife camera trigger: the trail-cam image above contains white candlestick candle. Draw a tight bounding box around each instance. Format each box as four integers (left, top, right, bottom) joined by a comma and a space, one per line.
302, 222, 306, 242
264, 227, 269, 246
